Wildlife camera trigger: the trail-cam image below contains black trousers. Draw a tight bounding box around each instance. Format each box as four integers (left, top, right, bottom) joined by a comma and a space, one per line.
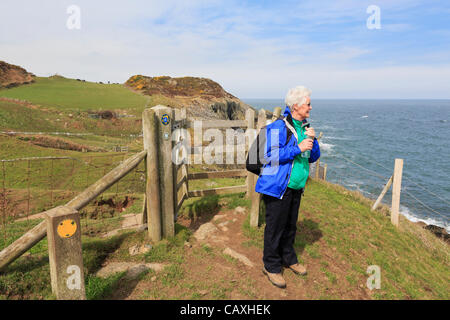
263, 187, 303, 273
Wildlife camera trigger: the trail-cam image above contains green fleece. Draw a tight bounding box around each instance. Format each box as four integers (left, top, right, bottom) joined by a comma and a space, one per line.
287, 118, 310, 190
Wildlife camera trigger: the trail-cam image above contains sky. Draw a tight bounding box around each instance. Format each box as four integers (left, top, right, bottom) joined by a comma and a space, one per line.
1, 0, 450, 99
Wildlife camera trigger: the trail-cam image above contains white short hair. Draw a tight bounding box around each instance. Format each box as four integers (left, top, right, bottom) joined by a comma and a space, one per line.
285, 86, 312, 108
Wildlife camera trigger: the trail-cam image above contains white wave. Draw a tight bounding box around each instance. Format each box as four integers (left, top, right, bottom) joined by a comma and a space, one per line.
319, 142, 334, 151
361, 115, 369, 118
399, 205, 450, 233
345, 183, 357, 188
314, 125, 334, 130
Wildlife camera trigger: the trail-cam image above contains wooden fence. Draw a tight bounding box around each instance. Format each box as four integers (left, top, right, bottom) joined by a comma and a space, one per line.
0, 104, 329, 299
371, 158, 404, 227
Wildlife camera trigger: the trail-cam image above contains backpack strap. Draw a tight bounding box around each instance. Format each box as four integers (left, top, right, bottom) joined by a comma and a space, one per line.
273, 115, 294, 144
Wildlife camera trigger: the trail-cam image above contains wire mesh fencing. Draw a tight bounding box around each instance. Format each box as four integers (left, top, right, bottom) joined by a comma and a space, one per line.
0, 153, 146, 252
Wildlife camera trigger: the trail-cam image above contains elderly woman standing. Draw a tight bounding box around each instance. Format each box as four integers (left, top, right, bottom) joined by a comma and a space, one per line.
255, 86, 320, 289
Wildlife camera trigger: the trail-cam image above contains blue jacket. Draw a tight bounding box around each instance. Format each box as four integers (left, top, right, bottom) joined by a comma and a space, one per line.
255, 106, 320, 199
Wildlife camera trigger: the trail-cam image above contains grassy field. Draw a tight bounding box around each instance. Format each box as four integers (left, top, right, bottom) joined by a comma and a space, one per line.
0, 76, 149, 112
0, 76, 152, 151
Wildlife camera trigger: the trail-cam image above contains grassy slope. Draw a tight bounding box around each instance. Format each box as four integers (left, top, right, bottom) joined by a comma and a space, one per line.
0, 76, 150, 156
0, 76, 148, 112
296, 179, 449, 299
1, 179, 448, 300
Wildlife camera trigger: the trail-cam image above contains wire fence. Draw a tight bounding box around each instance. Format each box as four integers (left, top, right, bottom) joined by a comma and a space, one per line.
1, 129, 448, 257
327, 148, 449, 229
0, 153, 146, 252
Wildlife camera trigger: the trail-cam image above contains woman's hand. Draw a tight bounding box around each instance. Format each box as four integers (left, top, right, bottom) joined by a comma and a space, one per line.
299, 138, 313, 152
305, 127, 315, 138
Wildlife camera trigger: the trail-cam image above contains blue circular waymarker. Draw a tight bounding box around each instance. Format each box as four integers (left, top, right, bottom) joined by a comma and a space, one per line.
161, 114, 170, 126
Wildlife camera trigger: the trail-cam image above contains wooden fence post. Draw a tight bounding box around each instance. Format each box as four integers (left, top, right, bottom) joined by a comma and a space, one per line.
371, 175, 393, 211
271, 107, 282, 121
314, 132, 323, 179
152, 106, 175, 238
245, 109, 256, 199
249, 109, 266, 227
142, 108, 161, 241
45, 206, 85, 300
173, 108, 188, 219
141, 193, 147, 225
391, 158, 404, 227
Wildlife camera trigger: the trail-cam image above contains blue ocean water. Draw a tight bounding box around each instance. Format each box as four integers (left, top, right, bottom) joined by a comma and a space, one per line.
243, 99, 450, 231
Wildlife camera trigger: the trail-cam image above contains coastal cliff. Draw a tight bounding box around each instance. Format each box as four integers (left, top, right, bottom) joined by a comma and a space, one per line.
125, 75, 254, 120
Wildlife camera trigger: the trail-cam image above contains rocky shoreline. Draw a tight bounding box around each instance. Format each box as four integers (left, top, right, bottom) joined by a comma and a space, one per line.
413, 221, 449, 244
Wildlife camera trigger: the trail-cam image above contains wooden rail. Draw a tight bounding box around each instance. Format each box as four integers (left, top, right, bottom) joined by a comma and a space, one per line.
190, 144, 247, 155
0, 150, 147, 272
188, 170, 247, 180
188, 185, 247, 197
186, 119, 248, 129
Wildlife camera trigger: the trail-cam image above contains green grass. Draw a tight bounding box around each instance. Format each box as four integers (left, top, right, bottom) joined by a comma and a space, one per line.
0, 230, 129, 299
85, 272, 126, 300
0, 76, 151, 150
0, 76, 148, 112
0, 100, 63, 133
143, 224, 191, 264
298, 179, 450, 299
1, 177, 449, 300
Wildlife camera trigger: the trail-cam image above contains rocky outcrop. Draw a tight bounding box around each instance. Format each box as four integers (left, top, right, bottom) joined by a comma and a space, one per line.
415, 221, 449, 244
0, 61, 35, 89
125, 75, 254, 120
424, 225, 449, 244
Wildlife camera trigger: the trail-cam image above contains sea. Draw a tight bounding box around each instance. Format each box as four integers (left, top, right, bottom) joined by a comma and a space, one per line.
243, 99, 450, 232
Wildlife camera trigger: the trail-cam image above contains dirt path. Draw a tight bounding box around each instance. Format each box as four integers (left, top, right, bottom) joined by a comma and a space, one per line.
116, 206, 373, 300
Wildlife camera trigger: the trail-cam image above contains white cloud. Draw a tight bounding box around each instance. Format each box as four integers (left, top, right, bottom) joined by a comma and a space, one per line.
0, 0, 449, 98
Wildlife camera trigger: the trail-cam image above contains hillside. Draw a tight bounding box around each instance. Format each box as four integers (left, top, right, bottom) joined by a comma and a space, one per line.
0, 76, 148, 112
0, 179, 448, 300
0, 61, 35, 89
125, 75, 253, 120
